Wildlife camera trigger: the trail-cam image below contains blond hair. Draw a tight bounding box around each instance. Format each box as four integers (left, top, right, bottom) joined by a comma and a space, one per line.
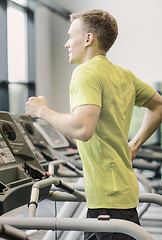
70, 9, 118, 52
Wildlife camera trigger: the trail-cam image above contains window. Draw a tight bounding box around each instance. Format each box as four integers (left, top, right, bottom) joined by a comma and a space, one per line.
129, 82, 161, 146
11, 0, 27, 7
129, 107, 158, 145
7, 2, 28, 83
7, 1, 29, 114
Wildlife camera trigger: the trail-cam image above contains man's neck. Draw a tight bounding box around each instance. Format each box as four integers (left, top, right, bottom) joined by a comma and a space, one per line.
81, 49, 106, 64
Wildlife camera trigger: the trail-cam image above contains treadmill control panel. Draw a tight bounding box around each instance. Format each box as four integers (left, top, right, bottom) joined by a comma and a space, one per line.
0, 133, 15, 164
0, 112, 50, 215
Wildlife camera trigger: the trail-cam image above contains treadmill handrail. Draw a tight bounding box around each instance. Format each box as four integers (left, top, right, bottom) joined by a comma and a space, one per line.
0, 223, 35, 240
28, 176, 85, 217
139, 192, 162, 206
0, 217, 154, 240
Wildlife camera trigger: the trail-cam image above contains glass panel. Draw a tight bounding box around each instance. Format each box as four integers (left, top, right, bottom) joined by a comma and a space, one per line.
160, 126, 162, 147
11, 0, 27, 7
157, 82, 162, 146
9, 84, 28, 114
7, 2, 28, 82
129, 107, 157, 145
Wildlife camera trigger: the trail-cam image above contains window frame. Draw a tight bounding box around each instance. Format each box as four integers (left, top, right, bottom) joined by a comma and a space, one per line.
0, 0, 35, 113
0, 0, 9, 111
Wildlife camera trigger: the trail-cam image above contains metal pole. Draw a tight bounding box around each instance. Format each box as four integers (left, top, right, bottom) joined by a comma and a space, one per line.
48, 191, 86, 202
62, 204, 87, 240
43, 201, 81, 240
0, 223, 35, 240
0, 217, 154, 240
139, 192, 162, 206
136, 172, 152, 218
48, 191, 162, 207
28, 177, 85, 216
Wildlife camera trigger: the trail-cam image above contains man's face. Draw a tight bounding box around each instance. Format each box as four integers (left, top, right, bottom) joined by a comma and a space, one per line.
65, 19, 87, 64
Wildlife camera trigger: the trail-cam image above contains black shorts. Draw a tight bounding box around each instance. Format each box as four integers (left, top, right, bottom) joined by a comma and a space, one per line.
84, 208, 140, 240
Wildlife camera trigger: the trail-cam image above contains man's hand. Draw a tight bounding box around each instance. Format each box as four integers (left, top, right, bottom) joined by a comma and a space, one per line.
128, 141, 138, 161
128, 92, 162, 161
26, 96, 47, 118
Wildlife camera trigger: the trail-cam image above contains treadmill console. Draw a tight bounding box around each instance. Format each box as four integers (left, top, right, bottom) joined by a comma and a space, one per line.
0, 112, 50, 215
12, 115, 55, 166
33, 119, 70, 149
34, 119, 79, 158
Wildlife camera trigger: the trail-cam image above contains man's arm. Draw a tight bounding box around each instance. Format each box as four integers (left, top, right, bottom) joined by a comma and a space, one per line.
26, 96, 100, 142
128, 92, 162, 160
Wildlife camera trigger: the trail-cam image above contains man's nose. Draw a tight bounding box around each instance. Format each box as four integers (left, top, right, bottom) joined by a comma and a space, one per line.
65, 40, 69, 48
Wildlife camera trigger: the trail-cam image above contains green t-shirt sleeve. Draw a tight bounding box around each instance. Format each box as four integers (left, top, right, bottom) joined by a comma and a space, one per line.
125, 70, 156, 108
70, 66, 102, 112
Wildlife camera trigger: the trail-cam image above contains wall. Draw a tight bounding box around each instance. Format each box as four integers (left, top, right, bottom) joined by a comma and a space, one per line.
35, 0, 162, 113
35, 6, 73, 113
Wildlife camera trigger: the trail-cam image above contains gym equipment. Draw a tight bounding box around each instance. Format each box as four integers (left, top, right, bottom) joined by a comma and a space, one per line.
136, 148, 162, 163
1, 173, 162, 240
0, 223, 35, 240
34, 119, 80, 158
12, 114, 56, 164
0, 112, 161, 240
0, 217, 154, 240
142, 145, 162, 153
12, 115, 83, 177
0, 111, 50, 215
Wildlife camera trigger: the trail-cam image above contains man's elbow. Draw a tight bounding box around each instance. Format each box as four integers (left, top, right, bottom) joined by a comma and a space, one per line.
80, 135, 92, 142
77, 127, 94, 142
160, 103, 162, 119
155, 103, 162, 121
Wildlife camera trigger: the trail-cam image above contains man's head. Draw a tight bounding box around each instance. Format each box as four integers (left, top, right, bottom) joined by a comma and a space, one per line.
65, 9, 118, 64
70, 9, 118, 52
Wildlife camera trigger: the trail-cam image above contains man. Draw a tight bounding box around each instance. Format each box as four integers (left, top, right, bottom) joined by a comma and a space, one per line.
26, 9, 162, 240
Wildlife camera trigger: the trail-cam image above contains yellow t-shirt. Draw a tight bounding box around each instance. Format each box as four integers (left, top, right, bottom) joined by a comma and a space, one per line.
70, 55, 156, 209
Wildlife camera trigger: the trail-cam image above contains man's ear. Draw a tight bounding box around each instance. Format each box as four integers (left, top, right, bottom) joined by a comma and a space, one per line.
85, 33, 94, 46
